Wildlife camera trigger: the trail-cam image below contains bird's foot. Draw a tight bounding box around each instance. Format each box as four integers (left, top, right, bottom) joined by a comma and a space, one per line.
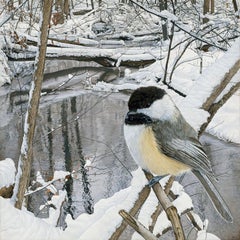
148, 175, 167, 187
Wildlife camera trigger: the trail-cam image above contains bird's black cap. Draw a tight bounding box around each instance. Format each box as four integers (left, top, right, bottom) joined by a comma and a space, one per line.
128, 86, 166, 111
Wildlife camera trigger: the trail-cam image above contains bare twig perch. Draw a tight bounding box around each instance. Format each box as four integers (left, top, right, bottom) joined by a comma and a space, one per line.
144, 171, 185, 240
119, 210, 158, 240
149, 175, 175, 232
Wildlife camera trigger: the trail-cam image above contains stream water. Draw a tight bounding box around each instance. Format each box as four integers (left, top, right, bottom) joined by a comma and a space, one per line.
0, 60, 239, 239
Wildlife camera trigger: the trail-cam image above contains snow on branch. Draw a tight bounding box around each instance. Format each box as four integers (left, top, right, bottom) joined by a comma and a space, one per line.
59, 168, 148, 239
179, 38, 240, 134
130, 0, 227, 51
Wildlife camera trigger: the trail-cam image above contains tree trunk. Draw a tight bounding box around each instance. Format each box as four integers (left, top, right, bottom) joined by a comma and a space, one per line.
91, 0, 94, 10
232, 0, 239, 17
63, 0, 70, 19
210, 0, 214, 14
12, 0, 53, 209
159, 0, 168, 41
203, 0, 210, 23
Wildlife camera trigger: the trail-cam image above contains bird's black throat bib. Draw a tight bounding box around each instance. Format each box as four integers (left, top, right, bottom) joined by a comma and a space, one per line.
125, 112, 153, 125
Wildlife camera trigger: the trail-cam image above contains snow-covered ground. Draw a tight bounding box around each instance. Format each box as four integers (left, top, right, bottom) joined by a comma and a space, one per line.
0, 165, 221, 240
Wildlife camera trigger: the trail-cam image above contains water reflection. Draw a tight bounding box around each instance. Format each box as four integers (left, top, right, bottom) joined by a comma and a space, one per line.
34, 92, 134, 218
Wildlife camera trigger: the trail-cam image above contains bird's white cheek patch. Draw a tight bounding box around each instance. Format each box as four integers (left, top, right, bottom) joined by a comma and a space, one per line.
139, 127, 190, 176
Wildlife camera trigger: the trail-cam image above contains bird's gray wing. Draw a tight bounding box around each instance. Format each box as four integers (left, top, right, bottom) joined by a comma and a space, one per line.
152, 121, 213, 176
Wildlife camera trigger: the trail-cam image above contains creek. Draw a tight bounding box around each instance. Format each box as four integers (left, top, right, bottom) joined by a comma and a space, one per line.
0, 60, 239, 239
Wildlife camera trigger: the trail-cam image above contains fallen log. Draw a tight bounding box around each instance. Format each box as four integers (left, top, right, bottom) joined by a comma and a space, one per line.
6, 44, 158, 67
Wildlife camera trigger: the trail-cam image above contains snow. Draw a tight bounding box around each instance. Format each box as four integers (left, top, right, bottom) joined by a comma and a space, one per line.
0, 158, 16, 188
197, 230, 221, 240
0, 197, 62, 240
59, 168, 147, 239
2, 168, 206, 240
196, 220, 221, 240
179, 38, 240, 139
207, 88, 240, 143
0, 50, 11, 86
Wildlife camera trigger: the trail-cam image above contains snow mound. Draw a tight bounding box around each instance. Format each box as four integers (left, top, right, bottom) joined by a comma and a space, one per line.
0, 158, 16, 188
0, 197, 62, 240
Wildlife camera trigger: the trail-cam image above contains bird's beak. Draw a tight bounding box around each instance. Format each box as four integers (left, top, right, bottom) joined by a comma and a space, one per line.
125, 111, 136, 123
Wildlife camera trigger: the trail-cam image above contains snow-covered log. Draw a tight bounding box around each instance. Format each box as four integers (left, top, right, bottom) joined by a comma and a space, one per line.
6, 41, 158, 67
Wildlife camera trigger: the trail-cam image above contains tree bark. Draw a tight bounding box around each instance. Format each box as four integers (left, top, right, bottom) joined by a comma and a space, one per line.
210, 0, 214, 14
232, 0, 239, 18
119, 210, 158, 240
144, 171, 185, 240
12, 0, 53, 209
159, 0, 168, 41
203, 0, 210, 23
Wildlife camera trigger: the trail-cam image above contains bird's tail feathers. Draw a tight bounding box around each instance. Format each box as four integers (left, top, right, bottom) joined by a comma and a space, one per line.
193, 170, 233, 222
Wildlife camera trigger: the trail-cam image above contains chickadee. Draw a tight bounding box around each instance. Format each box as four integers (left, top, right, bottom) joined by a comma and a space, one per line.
124, 86, 232, 222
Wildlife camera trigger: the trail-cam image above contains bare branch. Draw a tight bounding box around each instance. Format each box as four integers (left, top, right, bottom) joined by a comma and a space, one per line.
0, 0, 28, 27
119, 209, 158, 240
149, 175, 175, 232
12, 0, 53, 209
144, 171, 185, 240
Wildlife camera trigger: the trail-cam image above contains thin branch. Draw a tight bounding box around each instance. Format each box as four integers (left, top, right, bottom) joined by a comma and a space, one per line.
144, 171, 185, 240
119, 209, 158, 240
149, 175, 175, 232
163, 23, 175, 84
0, 0, 28, 27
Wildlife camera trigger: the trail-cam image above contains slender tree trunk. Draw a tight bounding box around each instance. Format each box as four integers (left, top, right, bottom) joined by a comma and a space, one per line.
232, 0, 239, 17
63, 0, 70, 19
12, 0, 53, 209
159, 0, 168, 41
203, 0, 210, 23
91, 0, 94, 9
210, 0, 214, 14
